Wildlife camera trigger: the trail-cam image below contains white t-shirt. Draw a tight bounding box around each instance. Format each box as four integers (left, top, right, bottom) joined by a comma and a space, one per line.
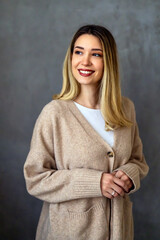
74, 102, 114, 147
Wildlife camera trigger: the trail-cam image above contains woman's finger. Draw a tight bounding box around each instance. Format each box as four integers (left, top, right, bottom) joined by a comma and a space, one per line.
114, 171, 133, 192
114, 170, 124, 178
113, 176, 128, 193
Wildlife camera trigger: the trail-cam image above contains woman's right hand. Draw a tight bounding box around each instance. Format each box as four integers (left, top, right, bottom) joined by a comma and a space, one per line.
100, 172, 127, 199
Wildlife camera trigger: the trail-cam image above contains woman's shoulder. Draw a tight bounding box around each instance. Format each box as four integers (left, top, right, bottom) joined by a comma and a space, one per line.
40, 99, 71, 117
43, 99, 69, 111
122, 96, 136, 120
122, 96, 134, 108
34, 100, 71, 126
122, 96, 135, 111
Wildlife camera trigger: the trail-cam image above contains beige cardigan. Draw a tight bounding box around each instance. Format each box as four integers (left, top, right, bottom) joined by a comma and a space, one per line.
24, 98, 149, 240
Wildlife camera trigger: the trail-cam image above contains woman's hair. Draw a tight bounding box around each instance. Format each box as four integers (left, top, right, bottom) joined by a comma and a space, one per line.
53, 24, 132, 130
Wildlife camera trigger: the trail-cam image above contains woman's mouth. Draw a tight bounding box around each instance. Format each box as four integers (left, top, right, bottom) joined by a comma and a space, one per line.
78, 69, 95, 77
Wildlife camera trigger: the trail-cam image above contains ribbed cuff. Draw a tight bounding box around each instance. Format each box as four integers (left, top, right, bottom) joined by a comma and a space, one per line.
73, 170, 103, 198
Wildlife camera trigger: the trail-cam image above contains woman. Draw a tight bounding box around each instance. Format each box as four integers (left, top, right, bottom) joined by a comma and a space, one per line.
24, 25, 149, 240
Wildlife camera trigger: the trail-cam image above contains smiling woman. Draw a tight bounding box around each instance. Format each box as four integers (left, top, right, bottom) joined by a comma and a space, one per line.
71, 34, 104, 88
24, 25, 149, 240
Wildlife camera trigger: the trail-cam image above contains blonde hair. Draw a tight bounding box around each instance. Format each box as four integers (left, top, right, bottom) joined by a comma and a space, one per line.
53, 25, 132, 130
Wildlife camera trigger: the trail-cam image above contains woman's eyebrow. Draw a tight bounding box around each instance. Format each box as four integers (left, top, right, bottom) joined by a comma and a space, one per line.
91, 48, 103, 52
74, 46, 84, 50
74, 46, 102, 51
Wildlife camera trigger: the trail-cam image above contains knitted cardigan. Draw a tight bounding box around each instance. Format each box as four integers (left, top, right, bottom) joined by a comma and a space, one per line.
24, 97, 149, 240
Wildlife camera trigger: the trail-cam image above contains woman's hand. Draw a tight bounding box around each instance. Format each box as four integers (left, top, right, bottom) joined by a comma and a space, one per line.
113, 170, 133, 193
100, 173, 126, 199
100, 171, 133, 199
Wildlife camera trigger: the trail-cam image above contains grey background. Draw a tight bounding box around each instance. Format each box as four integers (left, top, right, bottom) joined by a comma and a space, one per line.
0, 0, 159, 239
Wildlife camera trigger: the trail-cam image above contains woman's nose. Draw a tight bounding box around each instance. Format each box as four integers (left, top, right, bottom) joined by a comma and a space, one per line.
81, 54, 91, 66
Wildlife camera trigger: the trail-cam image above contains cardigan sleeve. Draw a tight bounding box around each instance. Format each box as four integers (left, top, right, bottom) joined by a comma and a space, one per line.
114, 100, 149, 194
24, 104, 103, 204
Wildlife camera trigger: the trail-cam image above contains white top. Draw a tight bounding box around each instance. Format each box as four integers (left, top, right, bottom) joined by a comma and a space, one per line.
74, 102, 114, 147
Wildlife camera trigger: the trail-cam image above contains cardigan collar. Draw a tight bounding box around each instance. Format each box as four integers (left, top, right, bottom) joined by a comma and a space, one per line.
65, 100, 128, 170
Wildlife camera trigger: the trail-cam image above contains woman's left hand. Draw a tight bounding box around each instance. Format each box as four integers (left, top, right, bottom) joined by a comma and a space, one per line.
113, 170, 133, 193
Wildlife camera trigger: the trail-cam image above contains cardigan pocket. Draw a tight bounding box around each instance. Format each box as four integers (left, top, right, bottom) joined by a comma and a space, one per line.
123, 198, 134, 240
68, 202, 108, 240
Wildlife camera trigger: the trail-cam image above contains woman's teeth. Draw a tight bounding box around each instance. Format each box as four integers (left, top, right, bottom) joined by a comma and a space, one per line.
79, 70, 93, 74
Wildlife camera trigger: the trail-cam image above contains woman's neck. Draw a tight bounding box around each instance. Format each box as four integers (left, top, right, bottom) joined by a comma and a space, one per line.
74, 85, 100, 109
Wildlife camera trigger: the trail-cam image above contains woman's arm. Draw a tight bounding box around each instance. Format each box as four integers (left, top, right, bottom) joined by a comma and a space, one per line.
24, 105, 103, 203
113, 101, 149, 194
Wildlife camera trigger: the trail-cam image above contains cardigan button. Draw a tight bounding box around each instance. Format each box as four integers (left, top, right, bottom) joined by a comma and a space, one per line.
107, 151, 114, 157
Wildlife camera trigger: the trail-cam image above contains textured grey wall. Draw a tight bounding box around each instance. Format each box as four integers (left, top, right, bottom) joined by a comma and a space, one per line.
0, 0, 159, 239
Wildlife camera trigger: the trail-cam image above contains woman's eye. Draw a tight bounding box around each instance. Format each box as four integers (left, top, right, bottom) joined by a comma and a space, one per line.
93, 53, 102, 57
75, 51, 83, 55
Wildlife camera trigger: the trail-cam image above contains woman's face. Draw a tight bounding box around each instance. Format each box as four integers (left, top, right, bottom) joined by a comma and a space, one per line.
71, 34, 104, 87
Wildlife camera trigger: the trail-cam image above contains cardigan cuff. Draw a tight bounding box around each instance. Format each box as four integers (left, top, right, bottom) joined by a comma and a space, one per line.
73, 170, 103, 198
114, 163, 140, 194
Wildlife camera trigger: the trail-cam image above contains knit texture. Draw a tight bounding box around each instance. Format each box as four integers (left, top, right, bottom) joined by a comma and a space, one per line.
24, 97, 149, 240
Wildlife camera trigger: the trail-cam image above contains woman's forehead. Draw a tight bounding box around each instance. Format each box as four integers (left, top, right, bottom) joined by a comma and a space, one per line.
74, 34, 103, 50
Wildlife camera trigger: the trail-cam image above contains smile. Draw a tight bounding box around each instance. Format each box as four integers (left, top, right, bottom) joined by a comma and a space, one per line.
78, 69, 95, 77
